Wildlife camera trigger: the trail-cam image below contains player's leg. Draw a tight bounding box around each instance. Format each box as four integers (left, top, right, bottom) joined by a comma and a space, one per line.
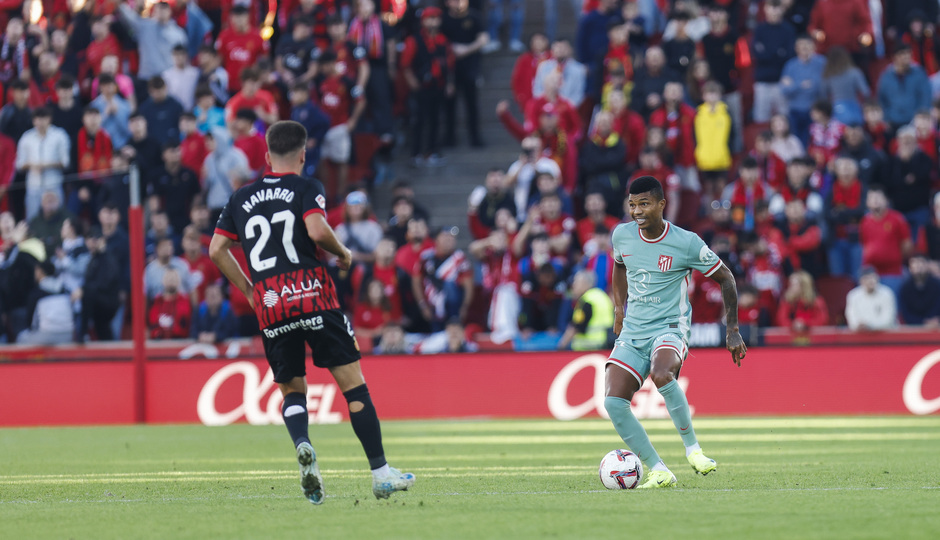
316, 311, 414, 499
329, 361, 416, 499
605, 340, 676, 488
650, 335, 716, 475
266, 334, 324, 504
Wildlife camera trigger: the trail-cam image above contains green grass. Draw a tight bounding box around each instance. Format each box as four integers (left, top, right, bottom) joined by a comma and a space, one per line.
2, 417, 940, 539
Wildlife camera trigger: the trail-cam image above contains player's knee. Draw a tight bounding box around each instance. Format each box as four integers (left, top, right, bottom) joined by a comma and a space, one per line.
650, 368, 675, 388
348, 401, 364, 413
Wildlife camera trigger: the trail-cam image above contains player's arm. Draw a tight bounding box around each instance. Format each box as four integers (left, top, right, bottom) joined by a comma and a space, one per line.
611, 260, 627, 335
708, 264, 746, 366
208, 234, 254, 310
304, 212, 352, 270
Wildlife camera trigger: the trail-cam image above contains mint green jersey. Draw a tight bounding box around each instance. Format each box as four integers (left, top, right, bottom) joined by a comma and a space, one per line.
611, 221, 723, 341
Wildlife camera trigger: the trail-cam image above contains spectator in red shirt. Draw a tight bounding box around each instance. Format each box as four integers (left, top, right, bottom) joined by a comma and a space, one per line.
230, 108, 268, 174
313, 49, 366, 199
148, 268, 192, 339
467, 168, 516, 240
510, 32, 550, 110
862, 100, 888, 152
775, 269, 829, 331
181, 225, 220, 305
825, 157, 866, 280
860, 186, 913, 295
576, 192, 620, 248
721, 157, 773, 232
395, 216, 433, 274
689, 267, 725, 324
513, 192, 574, 257
324, 14, 370, 94
179, 112, 208, 175
751, 131, 788, 192
401, 6, 455, 165
214, 5, 268, 93
523, 70, 581, 139
649, 81, 697, 192
224, 67, 279, 126
740, 232, 784, 317
352, 237, 406, 322
808, 0, 873, 57
77, 107, 113, 175
605, 89, 645, 167
468, 207, 521, 343
353, 277, 394, 342
778, 199, 824, 277
83, 16, 122, 83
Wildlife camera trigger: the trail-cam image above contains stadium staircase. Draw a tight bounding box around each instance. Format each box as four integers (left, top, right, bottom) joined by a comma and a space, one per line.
366, 0, 581, 244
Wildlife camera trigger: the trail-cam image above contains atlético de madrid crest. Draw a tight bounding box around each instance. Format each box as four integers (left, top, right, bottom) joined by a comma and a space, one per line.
658, 254, 673, 272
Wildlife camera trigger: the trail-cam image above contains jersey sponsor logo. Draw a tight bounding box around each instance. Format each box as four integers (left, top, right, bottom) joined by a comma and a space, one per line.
658, 254, 673, 272
632, 268, 650, 293
262, 315, 325, 338
252, 268, 340, 328
315, 194, 326, 210
197, 361, 342, 426
903, 349, 940, 415
280, 278, 324, 301
262, 289, 279, 307
241, 188, 296, 213
547, 354, 693, 420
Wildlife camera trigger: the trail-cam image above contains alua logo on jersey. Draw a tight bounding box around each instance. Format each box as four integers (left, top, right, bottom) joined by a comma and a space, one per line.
658, 254, 673, 272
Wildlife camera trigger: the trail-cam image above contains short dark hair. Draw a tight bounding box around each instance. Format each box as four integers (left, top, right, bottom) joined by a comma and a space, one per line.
162, 140, 180, 152
265, 120, 307, 156
180, 111, 196, 121
628, 176, 665, 200
198, 44, 217, 56
235, 108, 257, 123
56, 76, 75, 90
740, 156, 759, 169
33, 106, 52, 118
148, 76, 167, 90
83, 106, 101, 116
240, 66, 261, 82
129, 111, 145, 121
811, 100, 832, 117
172, 44, 187, 54
98, 73, 116, 86
10, 79, 28, 91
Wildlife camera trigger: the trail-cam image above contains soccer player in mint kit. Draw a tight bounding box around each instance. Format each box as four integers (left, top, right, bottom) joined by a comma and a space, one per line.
606, 176, 746, 488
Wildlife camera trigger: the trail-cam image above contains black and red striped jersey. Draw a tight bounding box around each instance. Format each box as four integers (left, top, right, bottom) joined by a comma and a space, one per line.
214, 172, 341, 328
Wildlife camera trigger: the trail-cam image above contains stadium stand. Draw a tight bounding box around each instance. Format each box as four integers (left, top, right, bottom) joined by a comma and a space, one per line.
0, 0, 938, 353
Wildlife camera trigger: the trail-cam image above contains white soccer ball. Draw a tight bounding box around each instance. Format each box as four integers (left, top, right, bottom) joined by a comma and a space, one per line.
598, 449, 643, 490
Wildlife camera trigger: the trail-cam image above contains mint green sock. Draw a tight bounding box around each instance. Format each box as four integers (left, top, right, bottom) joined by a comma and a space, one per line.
658, 379, 698, 447
604, 396, 662, 469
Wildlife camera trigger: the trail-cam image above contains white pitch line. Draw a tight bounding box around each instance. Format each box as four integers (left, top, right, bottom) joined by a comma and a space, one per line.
383, 432, 940, 445
384, 418, 940, 432
2, 486, 939, 506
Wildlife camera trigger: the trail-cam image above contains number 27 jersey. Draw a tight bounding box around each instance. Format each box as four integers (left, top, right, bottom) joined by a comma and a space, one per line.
214, 173, 341, 329
611, 221, 723, 341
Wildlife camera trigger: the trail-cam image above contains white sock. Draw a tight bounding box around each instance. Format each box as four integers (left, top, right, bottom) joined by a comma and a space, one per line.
651, 461, 669, 472
685, 443, 701, 457
371, 464, 391, 479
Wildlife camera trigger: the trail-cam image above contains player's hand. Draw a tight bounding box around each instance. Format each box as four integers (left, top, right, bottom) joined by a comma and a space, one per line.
726, 329, 746, 367
337, 247, 353, 270
613, 307, 624, 335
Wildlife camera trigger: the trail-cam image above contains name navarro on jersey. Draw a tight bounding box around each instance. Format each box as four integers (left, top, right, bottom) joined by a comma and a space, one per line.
241, 188, 296, 213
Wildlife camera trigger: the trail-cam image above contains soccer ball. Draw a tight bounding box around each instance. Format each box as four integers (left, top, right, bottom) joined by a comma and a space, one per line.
598, 449, 643, 490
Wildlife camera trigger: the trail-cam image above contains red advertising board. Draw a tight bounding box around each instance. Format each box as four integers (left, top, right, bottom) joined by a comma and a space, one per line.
1, 345, 938, 426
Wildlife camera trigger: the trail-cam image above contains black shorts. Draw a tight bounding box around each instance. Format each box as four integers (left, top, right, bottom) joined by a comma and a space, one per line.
260, 309, 362, 383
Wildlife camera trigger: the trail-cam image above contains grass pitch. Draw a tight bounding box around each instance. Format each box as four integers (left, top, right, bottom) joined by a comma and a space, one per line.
2, 417, 939, 539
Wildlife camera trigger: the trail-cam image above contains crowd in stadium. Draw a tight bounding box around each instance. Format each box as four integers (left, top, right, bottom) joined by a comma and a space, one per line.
0, 0, 939, 351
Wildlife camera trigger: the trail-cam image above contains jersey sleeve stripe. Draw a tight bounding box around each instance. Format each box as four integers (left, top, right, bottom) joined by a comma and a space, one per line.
303, 208, 326, 220
704, 260, 722, 277
214, 227, 239, 241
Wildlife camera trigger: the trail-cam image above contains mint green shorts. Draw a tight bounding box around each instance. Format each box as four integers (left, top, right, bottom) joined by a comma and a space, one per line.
606, 333, 688, 386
